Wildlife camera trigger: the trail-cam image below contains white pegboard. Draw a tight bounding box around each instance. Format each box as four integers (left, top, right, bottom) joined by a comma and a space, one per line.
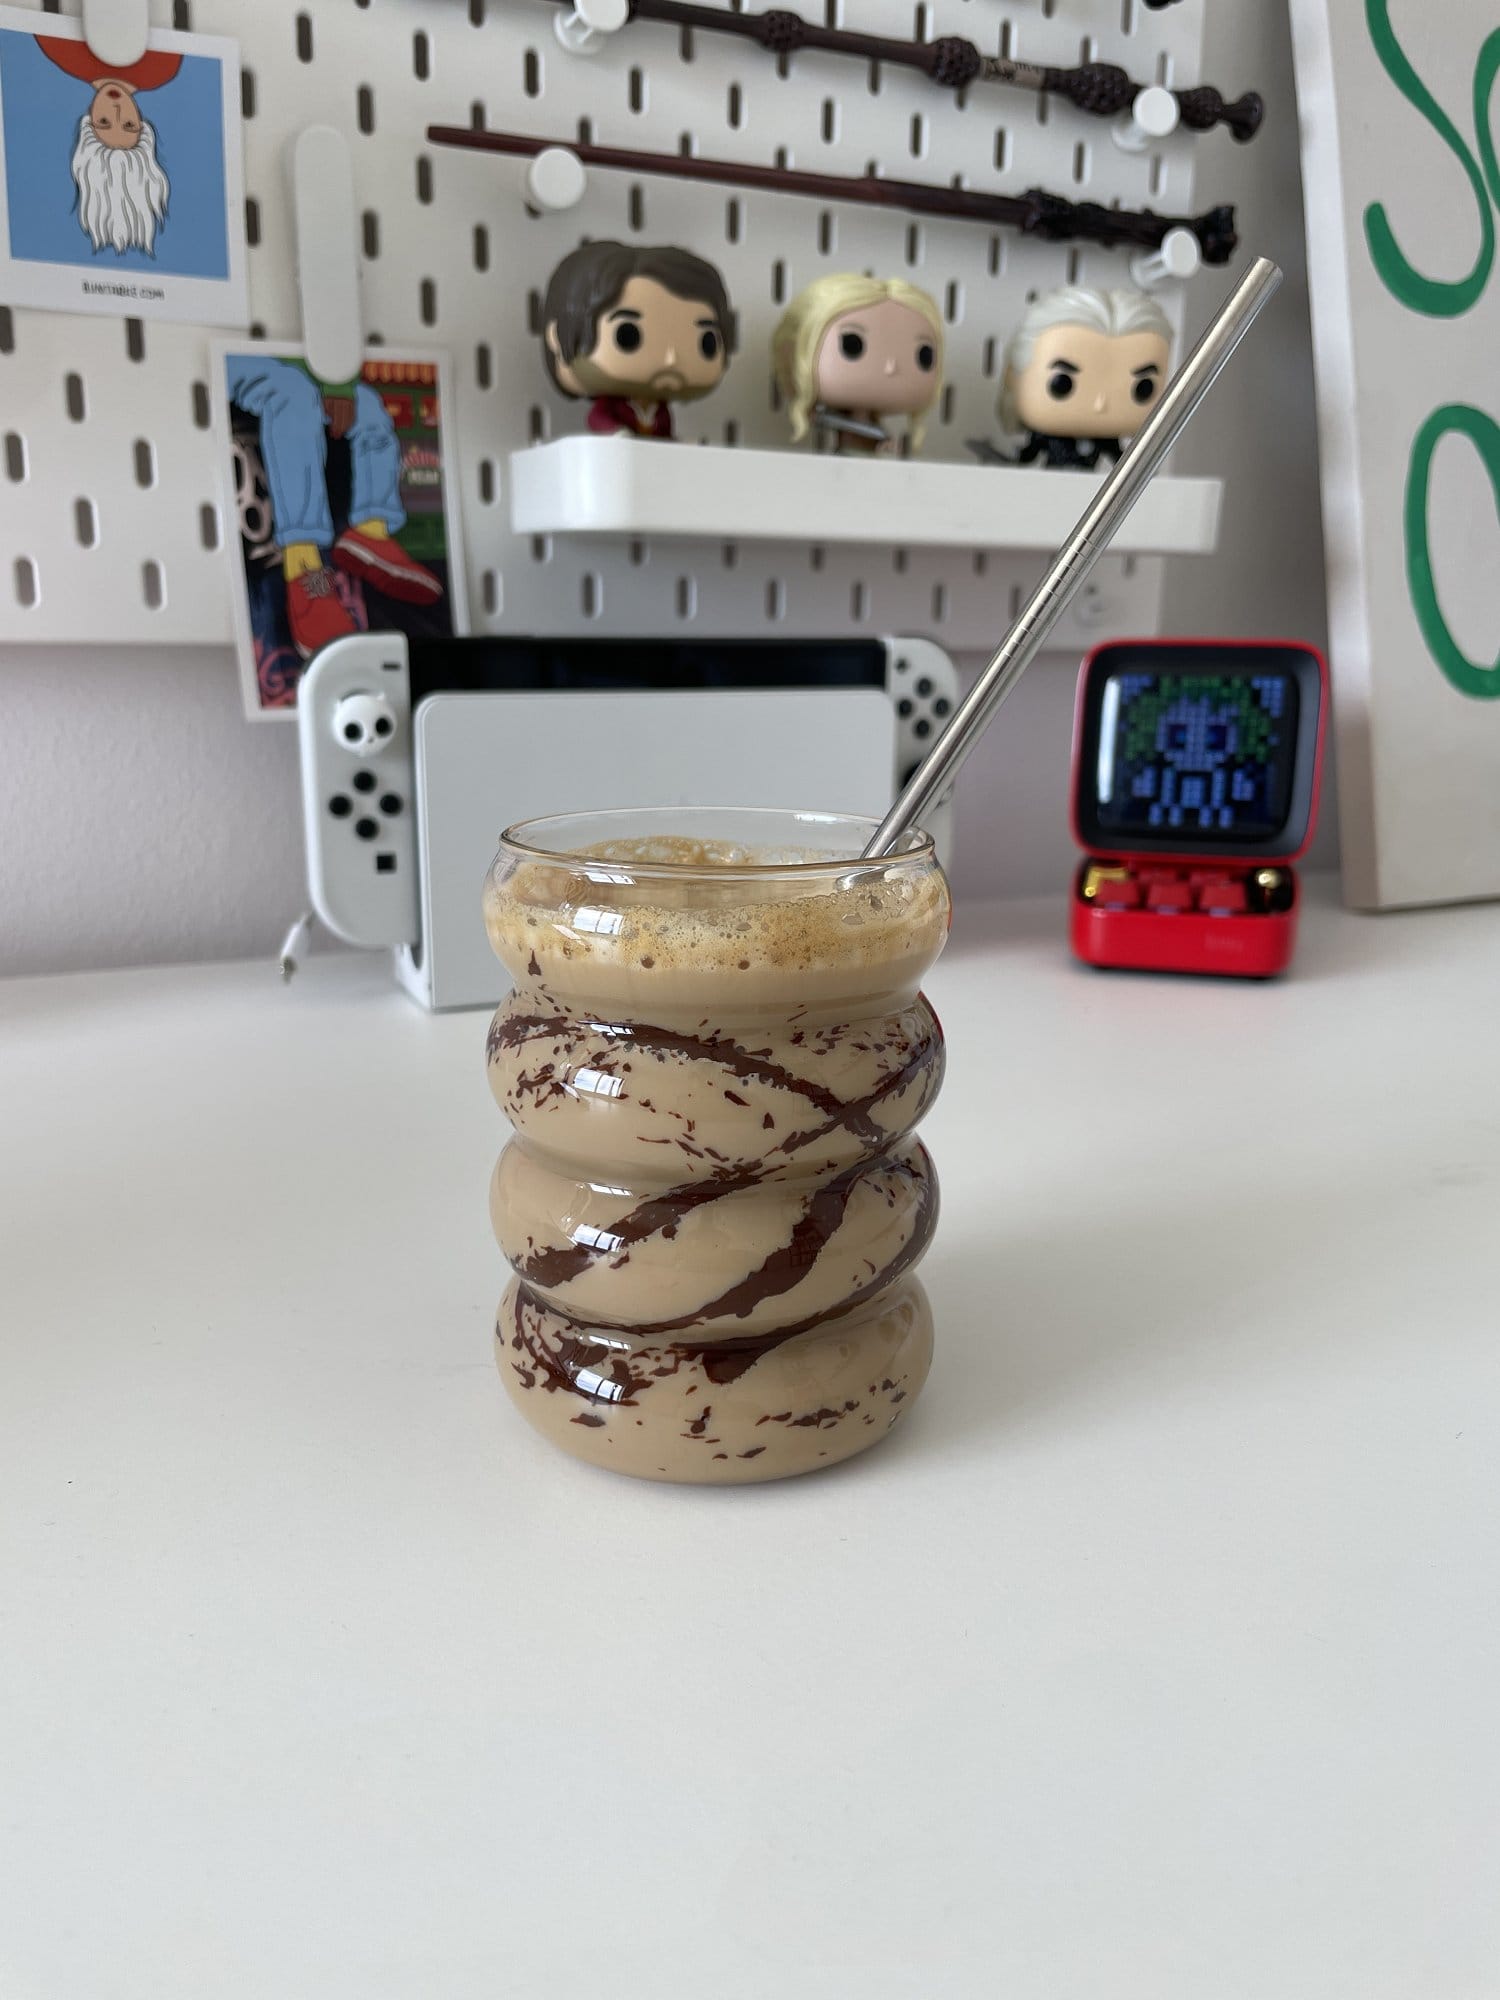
0, 0, 1217, 659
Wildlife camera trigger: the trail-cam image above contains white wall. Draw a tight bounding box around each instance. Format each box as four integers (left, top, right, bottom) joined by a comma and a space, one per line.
0, 642, 305, 977
0, 0, 1330, 979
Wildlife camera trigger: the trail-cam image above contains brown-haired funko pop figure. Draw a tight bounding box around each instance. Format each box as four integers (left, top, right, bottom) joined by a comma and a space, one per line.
542, 242, 735, 440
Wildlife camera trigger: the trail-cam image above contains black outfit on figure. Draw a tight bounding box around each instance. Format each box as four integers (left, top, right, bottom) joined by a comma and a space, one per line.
1013, 429, 1121, 470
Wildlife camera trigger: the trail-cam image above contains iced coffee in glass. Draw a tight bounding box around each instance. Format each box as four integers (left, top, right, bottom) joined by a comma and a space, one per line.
483, 807, 949, 1483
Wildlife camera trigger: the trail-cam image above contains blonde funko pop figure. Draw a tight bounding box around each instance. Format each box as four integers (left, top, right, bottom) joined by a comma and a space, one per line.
773, 275, 944, 456
972, 286, 1173, 471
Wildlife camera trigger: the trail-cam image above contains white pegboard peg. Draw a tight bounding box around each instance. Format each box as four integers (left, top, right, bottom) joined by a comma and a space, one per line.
553, 0, 630, 56
1112, 84, 1180, 155
1131, 226, 1201, 289
525, 146, 588, 214
80, 0, 150, 71
290, 125, 363, 386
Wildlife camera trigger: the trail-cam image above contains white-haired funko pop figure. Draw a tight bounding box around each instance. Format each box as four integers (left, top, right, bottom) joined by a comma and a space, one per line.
972, 286, 1172, 471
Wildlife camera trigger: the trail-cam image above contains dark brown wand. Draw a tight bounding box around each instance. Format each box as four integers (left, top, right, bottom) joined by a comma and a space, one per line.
534, 0, 1263, 144
425, 125, 1239, 265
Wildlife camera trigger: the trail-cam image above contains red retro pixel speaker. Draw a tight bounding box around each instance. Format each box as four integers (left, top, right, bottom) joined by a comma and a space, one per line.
1070, 638, 1329, 979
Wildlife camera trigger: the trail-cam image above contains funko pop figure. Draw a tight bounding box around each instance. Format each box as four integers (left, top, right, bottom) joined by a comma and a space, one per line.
541, 241, 735, 440
773, 275, 944, 456
980, 287, 1172, 471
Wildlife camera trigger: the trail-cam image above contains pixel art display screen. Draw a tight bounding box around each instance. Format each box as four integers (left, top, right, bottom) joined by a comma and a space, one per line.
1094, 671, 1300, 842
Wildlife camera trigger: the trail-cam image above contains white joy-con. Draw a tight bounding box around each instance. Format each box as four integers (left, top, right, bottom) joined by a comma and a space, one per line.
297, 635, 420, 948
883, 636, 959, 865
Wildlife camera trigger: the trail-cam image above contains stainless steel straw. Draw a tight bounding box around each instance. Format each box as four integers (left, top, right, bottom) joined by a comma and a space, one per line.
863, 255, 1284, 860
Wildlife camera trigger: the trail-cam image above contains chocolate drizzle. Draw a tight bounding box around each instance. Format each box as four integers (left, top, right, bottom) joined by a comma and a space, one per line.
620, 1150, 924, 1336
506, 1142, 936, 1365
496, 1008, 864, 1124
514, 1142, 935, 1335
490, 947, 944, 1472
778, 1029, 942, 1158
495, 1003, 938, 1132
506, 1283, 792, 1404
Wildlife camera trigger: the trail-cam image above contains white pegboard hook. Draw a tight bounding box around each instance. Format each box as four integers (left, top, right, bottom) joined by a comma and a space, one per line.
80, 0, 151, 72
1112, 84, 1180, 155
290, 125, 363, 386
1130, 226, 1201, 289
554, 0, 630, 56
525, 146, 588, 214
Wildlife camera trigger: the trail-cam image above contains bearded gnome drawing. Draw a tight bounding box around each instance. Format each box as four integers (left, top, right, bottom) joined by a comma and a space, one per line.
37, 35, 175, 256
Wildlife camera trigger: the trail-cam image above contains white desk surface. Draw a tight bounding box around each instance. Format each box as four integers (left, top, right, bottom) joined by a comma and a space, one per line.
4, 887, 1498, 2000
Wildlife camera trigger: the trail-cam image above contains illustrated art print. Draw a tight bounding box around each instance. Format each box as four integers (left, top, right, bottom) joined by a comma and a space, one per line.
0, 6, 246, 325
210, 342, 471, 718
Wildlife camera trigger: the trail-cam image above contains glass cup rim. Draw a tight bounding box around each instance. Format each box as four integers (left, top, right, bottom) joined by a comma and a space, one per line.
496, 805, 935, 879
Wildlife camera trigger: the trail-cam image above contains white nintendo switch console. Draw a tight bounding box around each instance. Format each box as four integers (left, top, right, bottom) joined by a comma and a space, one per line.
297, 632, 959, 1011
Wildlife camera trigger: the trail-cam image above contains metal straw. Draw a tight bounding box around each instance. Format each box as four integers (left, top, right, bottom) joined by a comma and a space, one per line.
863, 255, 1284, 860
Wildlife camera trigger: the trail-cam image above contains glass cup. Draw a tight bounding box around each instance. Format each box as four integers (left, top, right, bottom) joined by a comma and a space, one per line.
483, 806, 951, 1483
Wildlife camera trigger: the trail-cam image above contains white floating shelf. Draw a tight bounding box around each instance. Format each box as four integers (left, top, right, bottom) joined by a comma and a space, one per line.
509, 438, 1223, 556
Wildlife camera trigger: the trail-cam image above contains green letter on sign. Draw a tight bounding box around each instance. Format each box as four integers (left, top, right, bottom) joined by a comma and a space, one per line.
1363, 0, 1494, 316
1405, 404, 1500, 699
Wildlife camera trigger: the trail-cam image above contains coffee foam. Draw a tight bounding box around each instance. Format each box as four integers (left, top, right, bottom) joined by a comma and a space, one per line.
485, 837, 949, 983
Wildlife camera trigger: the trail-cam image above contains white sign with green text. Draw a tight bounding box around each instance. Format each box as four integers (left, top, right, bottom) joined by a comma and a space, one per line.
1291, 0, 1500, 907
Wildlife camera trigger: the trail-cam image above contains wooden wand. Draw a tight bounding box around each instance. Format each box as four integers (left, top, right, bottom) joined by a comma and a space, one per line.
532, 0, 1263, 144
425, 125, 1239, 265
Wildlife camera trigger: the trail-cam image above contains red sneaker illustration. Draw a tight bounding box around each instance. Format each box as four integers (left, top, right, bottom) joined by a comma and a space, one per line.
331, 526, 444, 604
285, 565, 358, 658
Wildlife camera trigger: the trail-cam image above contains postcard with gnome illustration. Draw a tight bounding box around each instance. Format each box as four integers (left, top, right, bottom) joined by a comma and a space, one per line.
0, 7, 246, 325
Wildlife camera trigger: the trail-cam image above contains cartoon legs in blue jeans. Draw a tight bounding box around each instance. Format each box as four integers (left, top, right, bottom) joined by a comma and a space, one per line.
226, 354, 442, 657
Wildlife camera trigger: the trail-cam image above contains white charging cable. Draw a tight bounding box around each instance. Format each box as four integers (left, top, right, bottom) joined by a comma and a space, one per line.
279, 910, 317, 981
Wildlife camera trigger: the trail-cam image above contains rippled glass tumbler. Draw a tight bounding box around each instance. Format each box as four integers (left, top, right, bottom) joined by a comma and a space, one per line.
483, 807, 951, 1483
